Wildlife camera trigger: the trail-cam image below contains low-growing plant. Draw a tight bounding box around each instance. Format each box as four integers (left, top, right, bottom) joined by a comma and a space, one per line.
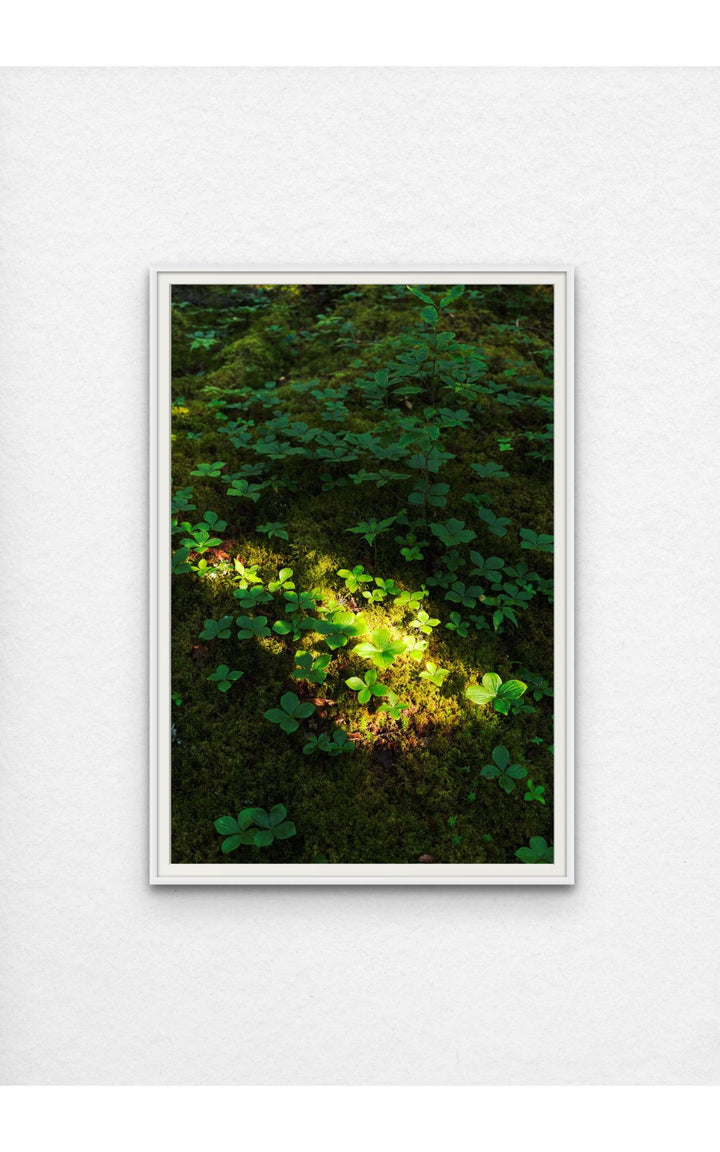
227, 477, 266, 502
199, 615, 234, 640
481, 745, 527, 794
236, 614, 272, 639
268, 567, 295, 592
346, 516, 398, 547
409, 609, 440, 634
445, 611, 469, 637
523, 779, 546, 805
419, 661, 450, 687
337, 564, 373, 593
292, 650, 332, 685
430, 517, 477, 548
234, 558, 262, 587
302, 729, 354, 756
515, 836, 553, 863
214, 804, 296, 852
377, 690, 409, 720
475, 508, 511, 537
191, 461, 226, 478
445, 581, 483, 610
307, 609, 368, 650
394, 587, 426, 611
465, 673, 527, 714
353, 627, 408, 670
519, 529, 554, 553
233, 585, 274, 610
257, 521, 289, 541
345, 668, 390, 704
207, 664, 244, 692
470, 461, 509, 479
468, 552, 505, 585
264, 690, 316, 733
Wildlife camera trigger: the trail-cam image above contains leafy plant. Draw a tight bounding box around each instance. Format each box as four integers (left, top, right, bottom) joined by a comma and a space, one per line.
302, 730, 354, 756
465, 673, 527, 714
475, 508, 511, 537
257, 521, 289, 541
394, 587, 426, 611
470, 461, 509, 479
419, 661, 449, 687
227, 477, 266, 502
207, 664, 244, 692
409, 609, 439, 634
236, 614, 271, 639
214, 805, 296, 852
346, 516, 397, 547
190, 461, 226, 478
233, 585, 274, 610
345, 668, 389, 704
234, 558, 262, 587
523, 779, 546, 805
519, 529, 554, 553
307, 609, 368, 650
445, 611, 469, 637
199, 615, 234, 640
268, 567, 295, 592
468, 552, 505, 585
377, 690, 409, 720
430, 518, 477, 548
292, 650, 332, 685
481, 745, 527, 794
515, 836, 554, 864
264, 691, 316, 733
337, 564, 373, 593
353, 627, 408, 670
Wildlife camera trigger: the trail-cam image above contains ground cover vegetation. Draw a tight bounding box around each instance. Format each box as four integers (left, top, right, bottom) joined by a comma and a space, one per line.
170, 282, 555, 864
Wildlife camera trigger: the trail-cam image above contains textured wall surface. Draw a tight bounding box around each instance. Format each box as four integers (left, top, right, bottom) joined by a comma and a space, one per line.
1, 67, 718, 1085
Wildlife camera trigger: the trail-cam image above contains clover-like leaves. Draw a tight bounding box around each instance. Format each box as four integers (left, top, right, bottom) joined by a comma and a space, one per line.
214, 805, 296, 852
264, 691, 316, 733
515, 836, 554, 864
207, 665, 244, 693
345, 668, 389, 704
430, 518, 476, 548
465, 673, 527, 715
481, 745, 527, 794
353, 627, 408, 671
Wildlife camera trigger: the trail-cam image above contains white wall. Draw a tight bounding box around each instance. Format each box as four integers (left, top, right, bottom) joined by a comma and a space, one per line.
1, 67, 718, 1085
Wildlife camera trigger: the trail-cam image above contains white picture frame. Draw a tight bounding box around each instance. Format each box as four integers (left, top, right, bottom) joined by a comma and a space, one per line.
150, 266, 574, 885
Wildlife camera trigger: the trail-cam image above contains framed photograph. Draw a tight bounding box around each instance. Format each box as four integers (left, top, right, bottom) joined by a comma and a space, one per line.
150, 267, 573, 884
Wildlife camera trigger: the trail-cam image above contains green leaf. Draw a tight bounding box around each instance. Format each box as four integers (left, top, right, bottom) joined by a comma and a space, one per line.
269, 804, 287, 826
515, 847, 535, 863
407, 284, 435, 305
250, 808, 271, 829
506, 764, 527, 779
254, 829, 274, 847
280, 691, 301, 715
420, 305, 438, 324
482, 672, 503, 695
497, 679, 527, 701
221, 835, 243, 854
264, 708, 287, 724
346, 677, 365, 691
237, 809, 255, 831
529, 836, 548, 855
294, 701, 316, 719
492, 746, 510, 770
214, 816, 240, 835
273, 821, 296, 840
466, 684, 494, 706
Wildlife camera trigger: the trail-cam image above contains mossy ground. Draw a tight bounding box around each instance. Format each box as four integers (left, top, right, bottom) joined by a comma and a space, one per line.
170, 283, 554, 865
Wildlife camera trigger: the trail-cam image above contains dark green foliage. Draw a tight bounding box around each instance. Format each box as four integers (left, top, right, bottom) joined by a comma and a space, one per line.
170, 282, 554, 864
215, 805, 296, 852
515, 836, 554, 863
